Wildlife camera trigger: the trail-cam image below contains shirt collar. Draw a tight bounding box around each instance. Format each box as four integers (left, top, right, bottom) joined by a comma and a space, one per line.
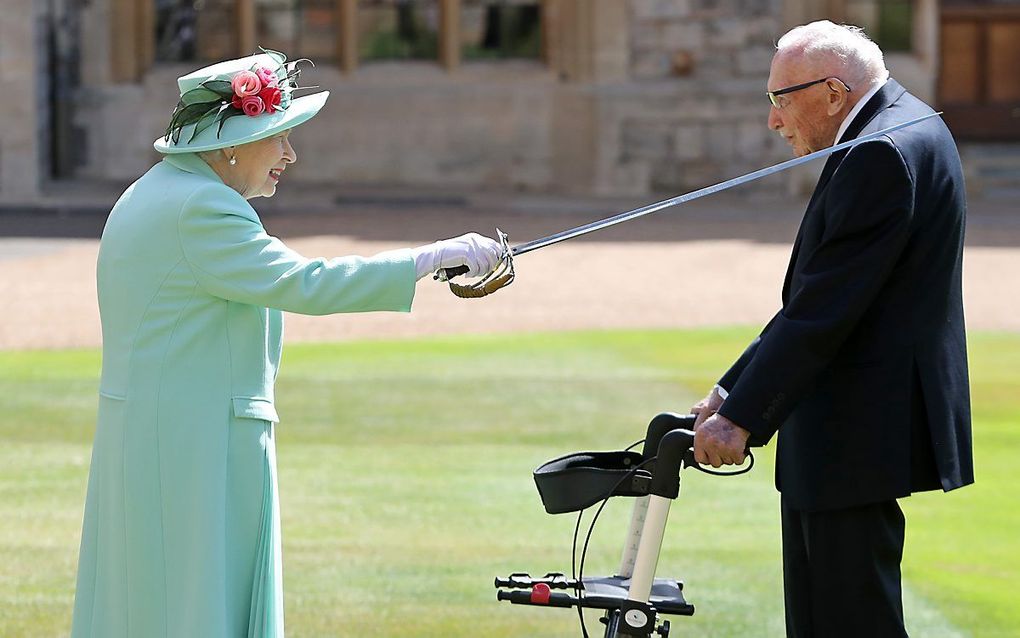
161, 152, 225, 184
835, 73, 890, 144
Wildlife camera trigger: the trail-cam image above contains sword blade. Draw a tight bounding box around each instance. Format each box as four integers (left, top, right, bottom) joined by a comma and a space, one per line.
510, 111, 941, 257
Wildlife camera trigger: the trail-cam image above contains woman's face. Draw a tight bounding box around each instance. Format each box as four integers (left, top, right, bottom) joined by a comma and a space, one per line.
229, 131, 297, 198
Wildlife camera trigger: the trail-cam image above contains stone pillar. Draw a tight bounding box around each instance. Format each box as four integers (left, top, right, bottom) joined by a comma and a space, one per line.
551, 87, 600, 194
912, 0, 940, 102
553, 0, 628, 83
439, 0, 461, 71
80, 0, 112, 88
237, 0, 256, 58
337, 0, 357, 73
548, 0, 629, 193
0, 0, 42, 203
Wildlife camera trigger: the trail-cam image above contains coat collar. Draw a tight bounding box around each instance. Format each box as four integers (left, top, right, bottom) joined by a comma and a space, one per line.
836, 78, 907, 144
162, 152, 225, 185
811, 78, 906, 193
783, 80, 908, 303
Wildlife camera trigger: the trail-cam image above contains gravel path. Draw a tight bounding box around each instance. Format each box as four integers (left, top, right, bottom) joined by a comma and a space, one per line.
1, 191, 1017, 350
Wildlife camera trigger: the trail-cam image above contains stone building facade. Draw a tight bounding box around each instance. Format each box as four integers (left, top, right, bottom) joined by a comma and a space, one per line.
0, 0, 46, 203
1, 0, 1016, 205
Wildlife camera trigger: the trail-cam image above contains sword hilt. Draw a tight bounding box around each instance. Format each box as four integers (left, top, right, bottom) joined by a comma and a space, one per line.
436, 265, 470, 281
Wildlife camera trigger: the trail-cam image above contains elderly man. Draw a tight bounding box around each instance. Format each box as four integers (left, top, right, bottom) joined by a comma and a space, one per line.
691, 21, 973, 637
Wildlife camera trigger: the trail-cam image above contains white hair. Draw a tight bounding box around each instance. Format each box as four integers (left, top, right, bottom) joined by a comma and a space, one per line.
776, 21, 888, 91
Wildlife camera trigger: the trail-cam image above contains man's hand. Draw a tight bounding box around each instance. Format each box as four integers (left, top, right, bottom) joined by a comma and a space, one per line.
694, 413, 750, 468
691, 386, 725, 431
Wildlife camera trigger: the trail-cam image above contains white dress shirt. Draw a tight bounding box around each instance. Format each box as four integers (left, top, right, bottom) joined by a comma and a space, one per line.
835, 74, 890, 144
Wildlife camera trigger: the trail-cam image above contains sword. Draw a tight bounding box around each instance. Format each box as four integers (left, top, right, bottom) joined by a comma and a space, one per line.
439, 111, 942, 288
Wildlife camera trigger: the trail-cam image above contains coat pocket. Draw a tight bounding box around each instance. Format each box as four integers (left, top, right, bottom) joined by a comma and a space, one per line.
232, 397, 280, 423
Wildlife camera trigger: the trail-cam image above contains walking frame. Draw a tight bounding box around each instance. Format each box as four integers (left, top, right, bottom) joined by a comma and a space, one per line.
494, 412, 753, 637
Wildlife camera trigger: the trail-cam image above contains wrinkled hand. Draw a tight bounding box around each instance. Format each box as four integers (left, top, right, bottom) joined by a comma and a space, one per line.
690, 386, 725, 431
693, 413, 750, 468
411, 232, 503, 280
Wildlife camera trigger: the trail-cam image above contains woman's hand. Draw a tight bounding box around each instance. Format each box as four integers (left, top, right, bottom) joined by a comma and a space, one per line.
411, 233, 503, 280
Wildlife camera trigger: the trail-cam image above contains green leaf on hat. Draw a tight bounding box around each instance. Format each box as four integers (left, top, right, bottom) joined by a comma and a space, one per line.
188, 104, 228, 143
201, 80, 232, 95
180, 87, 223, 106
216, 108, 245, 138
170, 101, 217, 126
162, 48, 314, 148
167, 101, 221, 144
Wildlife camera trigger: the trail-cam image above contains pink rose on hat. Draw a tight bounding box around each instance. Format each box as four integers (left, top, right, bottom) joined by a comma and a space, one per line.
230, 67, 282, 116
240, 95, 265, 116
231, 70, 262, 98
157, 48, 328, 152
254, 66, 279, 89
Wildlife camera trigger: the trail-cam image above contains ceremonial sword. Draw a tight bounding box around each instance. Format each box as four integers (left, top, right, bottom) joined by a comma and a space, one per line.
439, 111, 942, 295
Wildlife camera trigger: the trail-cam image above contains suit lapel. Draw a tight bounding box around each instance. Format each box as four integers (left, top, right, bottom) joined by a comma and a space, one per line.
781, 79, 907, 303
836, 79, 906, 144
813, 80, 908, 194
784, 151, 842, 302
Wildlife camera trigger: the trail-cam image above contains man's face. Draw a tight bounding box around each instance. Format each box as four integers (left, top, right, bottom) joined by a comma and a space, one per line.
766, 52, 844, 157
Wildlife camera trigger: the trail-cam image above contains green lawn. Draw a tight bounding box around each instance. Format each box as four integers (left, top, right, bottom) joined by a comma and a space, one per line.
0, 328, 1016, 637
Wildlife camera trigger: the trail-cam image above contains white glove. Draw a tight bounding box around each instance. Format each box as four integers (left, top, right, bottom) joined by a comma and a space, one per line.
411, 233, 503, 280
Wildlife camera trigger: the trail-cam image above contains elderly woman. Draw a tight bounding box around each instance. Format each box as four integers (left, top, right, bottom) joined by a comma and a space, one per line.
70, 50, 501, 638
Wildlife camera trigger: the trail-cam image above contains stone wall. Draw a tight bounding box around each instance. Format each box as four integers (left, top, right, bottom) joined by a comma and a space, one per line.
0, 0, 44, 203
68, 0, 801, 198
630, 0, 780, 81
72, 61, 562, 192
614, 0, 792, 195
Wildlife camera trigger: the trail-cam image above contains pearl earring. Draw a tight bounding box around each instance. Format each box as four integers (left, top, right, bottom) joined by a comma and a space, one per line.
229, 156, 237, 166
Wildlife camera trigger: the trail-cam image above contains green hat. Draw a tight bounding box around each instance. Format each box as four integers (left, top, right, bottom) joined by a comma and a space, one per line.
154, 49, 328, 154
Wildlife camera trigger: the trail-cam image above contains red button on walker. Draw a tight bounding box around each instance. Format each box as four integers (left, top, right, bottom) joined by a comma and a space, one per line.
530, 582, 552, 604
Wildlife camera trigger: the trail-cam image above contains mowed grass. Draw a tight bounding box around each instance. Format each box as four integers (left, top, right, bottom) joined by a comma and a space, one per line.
0, 328, 1016, 637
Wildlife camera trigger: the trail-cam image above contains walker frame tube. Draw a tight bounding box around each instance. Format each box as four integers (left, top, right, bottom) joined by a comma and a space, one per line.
617, 495, 650, 578
618, 413, 693, 580
625, 494, 673, 603
496, 413, 699, 637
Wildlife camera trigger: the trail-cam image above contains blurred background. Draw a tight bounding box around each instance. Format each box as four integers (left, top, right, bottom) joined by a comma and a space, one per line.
2, 0, 1019, 204
2, 2, 1020, 637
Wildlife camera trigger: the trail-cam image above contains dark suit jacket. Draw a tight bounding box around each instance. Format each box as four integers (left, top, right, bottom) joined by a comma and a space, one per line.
717, 79, 974, 511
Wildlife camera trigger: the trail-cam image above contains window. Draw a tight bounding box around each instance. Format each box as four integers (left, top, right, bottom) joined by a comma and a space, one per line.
358, 0, 440, 61
462, 0, 542, 60
150, 0, 548, 71
845, 0, 913, 52
156, 0, 238, 63
256, 0, 338, 59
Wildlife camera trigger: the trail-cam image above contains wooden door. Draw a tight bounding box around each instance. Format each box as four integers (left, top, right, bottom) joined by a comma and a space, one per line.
939, 1, 1020, 140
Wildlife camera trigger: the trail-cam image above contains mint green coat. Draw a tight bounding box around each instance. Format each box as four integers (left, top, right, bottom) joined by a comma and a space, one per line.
71, 153, 416, 638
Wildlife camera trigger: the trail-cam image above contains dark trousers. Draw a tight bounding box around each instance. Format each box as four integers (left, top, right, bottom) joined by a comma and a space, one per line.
781, 497, 908, 638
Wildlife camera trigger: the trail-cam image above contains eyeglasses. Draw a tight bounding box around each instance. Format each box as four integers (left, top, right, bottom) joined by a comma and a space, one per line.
766, 77, 851, 109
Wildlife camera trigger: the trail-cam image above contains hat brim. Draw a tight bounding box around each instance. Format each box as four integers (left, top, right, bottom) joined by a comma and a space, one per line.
153, 90, 329, 154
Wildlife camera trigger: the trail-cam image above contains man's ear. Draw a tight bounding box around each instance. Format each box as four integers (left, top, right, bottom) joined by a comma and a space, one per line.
826, 80, 848, 117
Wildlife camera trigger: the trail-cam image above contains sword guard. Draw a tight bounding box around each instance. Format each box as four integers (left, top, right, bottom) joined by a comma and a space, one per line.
441, 228, 515, 298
